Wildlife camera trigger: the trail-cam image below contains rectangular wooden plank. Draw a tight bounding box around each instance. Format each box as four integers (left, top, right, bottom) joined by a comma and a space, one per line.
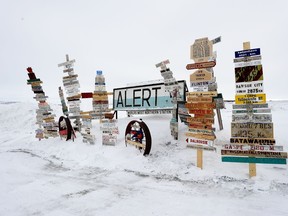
221, 149, 287, 158
222, 156, 286, 164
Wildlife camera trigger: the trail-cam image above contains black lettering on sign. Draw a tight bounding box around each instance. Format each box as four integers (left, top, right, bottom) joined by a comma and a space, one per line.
133, 89, 141, 107
125, 91, 132, 107
116, 91, 124, 107
152, 87, 161, 106
142, 88, 151, 106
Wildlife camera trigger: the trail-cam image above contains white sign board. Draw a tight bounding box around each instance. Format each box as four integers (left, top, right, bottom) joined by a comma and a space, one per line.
113, 80, 187, 111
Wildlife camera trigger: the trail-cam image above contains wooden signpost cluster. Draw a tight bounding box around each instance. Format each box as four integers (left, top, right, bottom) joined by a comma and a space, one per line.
26, 67, 58, 140
221, 42, 287, 177
58, 55, 82, 132
156, 59, 181, 140
91, 70, 111, 119
185, 37, 223, 169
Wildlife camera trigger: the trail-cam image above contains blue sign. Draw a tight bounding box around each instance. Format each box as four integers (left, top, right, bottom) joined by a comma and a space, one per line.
235, 48, 261, 58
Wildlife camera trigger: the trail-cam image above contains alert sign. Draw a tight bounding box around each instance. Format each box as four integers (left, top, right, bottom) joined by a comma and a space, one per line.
113, 80, 187, 111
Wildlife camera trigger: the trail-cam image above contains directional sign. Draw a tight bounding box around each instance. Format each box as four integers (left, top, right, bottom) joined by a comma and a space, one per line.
188, 109, 214, 115
186, 137, 212, 145
235, 48, 261, 58
222, 144, 283, 151
186, 61, 216, 70
185, 132, 216, 141
187, 117, 214, 124
232, 114, 272, 123
188, 128, 214, 135
222, 157, 286, 165
190, 69, 212, 82
221, 149, 287, 159
234, 60, 262, 68
235, 81, 264, 94
193, 86, 209, 92
190, 37, 213, 63
233, 103, 268, 109
187, 96, 213, 103
231, 122, 274, 138
232, 108, 271, 114
187, 91, 217, 97
233, 55, 262, 63
230, 137, 276, 145
235, 93, 266, 104
185, 102, 215, 109
235, 65, 263, 83
187, 144, 216, 151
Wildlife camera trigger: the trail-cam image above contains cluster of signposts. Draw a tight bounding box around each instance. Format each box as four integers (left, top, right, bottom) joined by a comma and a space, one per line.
26, 67, 58, 140
221, 42, 287, 177
25, 40, 287, 177
185, 37, 223, 169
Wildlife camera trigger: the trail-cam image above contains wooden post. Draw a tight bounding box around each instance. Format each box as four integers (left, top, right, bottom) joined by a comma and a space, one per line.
243, 41, 256, 178
216, 108, 223, 130
197, 149, 203, 169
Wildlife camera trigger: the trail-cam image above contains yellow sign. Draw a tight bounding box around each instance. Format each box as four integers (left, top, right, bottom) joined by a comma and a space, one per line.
235, 93, 266, 104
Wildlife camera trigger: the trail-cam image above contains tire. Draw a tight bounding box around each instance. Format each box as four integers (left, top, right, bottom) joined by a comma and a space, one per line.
125, 120, 152, 156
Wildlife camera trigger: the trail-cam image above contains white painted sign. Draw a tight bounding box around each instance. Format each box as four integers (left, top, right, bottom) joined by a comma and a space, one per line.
113, 80, 187, 111
235, 81, 264, 94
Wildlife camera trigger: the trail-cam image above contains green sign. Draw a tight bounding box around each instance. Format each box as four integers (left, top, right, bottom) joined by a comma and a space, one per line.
222, 156, 287, 165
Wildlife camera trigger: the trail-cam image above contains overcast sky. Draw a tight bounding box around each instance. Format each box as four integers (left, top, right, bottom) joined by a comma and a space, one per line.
1, 0, 287, 102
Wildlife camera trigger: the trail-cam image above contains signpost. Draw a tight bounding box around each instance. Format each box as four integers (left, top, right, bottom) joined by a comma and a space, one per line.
186, 36, 223, 169
222, 41, 287, 177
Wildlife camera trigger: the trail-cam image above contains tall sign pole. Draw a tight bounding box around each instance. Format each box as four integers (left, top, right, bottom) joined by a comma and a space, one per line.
58, 55, 82, 132
221, 41, 287, 177
185, 36, 223, 169
156, 60, 181, 140
26, 67, 58, 140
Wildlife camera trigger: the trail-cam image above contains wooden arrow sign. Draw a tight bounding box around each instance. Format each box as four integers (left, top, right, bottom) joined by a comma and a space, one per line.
186, 61, 216, 70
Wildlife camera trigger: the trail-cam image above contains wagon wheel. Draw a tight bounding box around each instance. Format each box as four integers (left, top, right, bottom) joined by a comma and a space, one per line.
125, 119, 152, 156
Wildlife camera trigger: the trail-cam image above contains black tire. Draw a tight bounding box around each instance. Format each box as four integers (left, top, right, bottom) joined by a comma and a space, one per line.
125, 120, 152, 156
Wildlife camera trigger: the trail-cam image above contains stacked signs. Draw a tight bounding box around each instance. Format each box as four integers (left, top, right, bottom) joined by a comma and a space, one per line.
58, 55, 81, 132
80, 92, 95, 144
92, 71, 111, 119
156, 60, 182, 140
26, 67, 58, 139
185, 37, 222, 154
100, 119, 119, 145
221, 42, 287, 177
58, 87, 69, 116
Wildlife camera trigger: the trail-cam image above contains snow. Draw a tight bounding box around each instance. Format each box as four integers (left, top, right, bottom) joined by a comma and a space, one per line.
0, 100, 288, 216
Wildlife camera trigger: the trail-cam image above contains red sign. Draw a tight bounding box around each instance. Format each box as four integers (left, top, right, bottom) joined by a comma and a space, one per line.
186, 61, 216, 70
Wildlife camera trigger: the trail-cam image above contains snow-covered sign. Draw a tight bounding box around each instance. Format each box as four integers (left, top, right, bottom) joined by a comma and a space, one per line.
113, 80, 187, 111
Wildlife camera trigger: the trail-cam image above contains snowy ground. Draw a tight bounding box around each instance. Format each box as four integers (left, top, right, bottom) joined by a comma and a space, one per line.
0, 100, 288, 216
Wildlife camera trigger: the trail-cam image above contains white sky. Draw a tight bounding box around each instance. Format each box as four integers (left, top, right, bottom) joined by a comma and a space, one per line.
1, 0, 288, 101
